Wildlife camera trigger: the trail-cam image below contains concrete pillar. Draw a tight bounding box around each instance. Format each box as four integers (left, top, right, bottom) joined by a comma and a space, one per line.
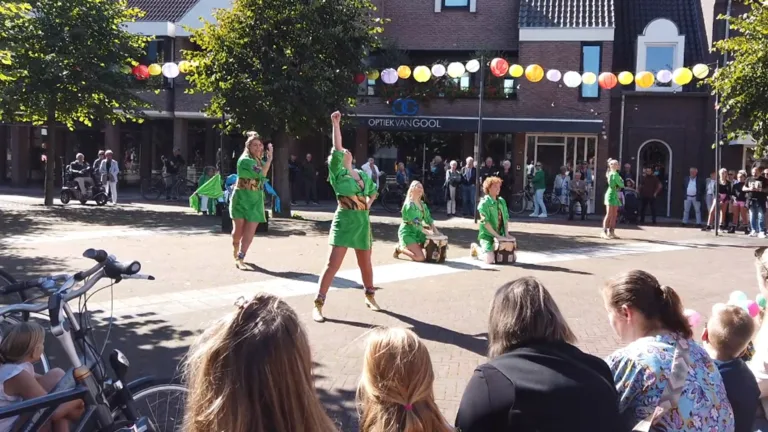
10, 126, 30, 186
354, 126, 368, 165
0, 125, 7, 183
173, 118, 189, 160
104, 122, 121, 161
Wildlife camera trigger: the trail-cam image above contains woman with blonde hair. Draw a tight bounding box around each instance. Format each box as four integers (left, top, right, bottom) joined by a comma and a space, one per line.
470, 176, 513, 264
230, 131, 273, 268
603, 158, 623, 239
456, 277, 620, 431
357, 327, 452, 432
394, 181, 441, 262
705, 167, 732, 231
183, 292, 337, 432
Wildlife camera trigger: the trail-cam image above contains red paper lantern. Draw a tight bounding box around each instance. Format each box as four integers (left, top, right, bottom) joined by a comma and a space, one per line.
133, 65, 149, 80
490, 58, 509, 78
353, 73, 366, 85
598, 72, 617, 90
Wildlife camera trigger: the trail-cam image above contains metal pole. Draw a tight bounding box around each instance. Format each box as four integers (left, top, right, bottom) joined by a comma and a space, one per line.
715, 0, 733, 236
219, 113, 225, 174
473, 55, 485, 224
618, 93, 626, 164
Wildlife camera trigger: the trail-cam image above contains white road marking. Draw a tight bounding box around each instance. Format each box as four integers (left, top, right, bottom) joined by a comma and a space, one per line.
1, 228, 213, 245
87, 240, 696, 320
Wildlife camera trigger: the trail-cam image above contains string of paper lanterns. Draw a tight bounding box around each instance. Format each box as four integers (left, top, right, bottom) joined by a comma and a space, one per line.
358, 57, 713, 90
130, 60, 195, 81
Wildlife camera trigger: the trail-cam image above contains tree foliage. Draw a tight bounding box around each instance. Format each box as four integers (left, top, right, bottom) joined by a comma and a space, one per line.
708, 0, 768, 156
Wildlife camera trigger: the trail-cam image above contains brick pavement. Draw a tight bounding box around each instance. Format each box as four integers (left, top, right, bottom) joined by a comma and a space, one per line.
0, 193, 763, 430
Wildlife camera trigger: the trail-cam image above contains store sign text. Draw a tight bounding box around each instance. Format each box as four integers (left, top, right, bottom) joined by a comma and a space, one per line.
366, 118, 443, 129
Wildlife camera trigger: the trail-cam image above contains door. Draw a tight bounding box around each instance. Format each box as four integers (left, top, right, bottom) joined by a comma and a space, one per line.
535, 145, 565, 191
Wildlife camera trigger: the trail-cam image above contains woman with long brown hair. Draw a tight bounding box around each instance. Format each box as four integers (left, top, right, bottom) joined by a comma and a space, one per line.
229, 131, 273, 268
357, 327, 452, 432
183, 293, 337, 432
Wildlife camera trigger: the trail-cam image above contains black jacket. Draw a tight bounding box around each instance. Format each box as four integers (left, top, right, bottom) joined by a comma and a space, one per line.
461, 167, 477, 186
456, 340, 621, 432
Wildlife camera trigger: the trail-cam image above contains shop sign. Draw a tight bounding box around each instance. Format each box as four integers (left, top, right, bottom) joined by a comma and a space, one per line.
366, 117, 443, 129
391, 98, 419, 116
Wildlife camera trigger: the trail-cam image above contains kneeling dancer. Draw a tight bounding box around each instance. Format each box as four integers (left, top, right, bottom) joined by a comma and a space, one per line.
394, 181, 445, 262
471, 176, 516, 264
313, 111, 380, 323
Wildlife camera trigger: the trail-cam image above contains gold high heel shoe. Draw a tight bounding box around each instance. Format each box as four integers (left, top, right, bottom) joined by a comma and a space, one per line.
609, 229, 619, 239
393, 245, 400, 259
365, 292, 382, 312
312, 298, 325, 322
600, 229, 610, 239
470, 243, 479, 258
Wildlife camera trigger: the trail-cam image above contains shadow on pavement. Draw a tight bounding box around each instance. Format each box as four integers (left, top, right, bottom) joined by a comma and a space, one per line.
381, 310, 488, 357
314, 362, 359, 432
514, 263, 592, 275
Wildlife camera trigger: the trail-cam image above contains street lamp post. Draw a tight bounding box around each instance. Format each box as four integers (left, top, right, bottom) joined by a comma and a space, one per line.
473, 55, 485, 224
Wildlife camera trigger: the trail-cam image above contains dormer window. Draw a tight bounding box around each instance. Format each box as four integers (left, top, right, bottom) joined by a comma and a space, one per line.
635, 19, 685, 92
434, 0, 476, 13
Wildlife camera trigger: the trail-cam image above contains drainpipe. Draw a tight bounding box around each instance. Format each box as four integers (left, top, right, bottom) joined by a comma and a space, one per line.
618, 93, 626, 165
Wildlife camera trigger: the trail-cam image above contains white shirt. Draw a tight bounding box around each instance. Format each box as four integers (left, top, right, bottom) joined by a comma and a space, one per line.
0, 362, 34, 432
686, 177, 697, 197
362, 163, 380, 187
706, 178, 716, 195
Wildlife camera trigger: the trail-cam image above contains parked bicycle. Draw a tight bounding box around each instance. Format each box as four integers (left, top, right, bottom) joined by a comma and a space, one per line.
0, 249, 186, 432
508, 184, 561, 215
380, 182, 406, 214
141, 173, 197, 201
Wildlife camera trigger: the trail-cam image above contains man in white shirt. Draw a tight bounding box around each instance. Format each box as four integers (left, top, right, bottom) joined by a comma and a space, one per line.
362, 157, 381, 191
682, 167, 704, 226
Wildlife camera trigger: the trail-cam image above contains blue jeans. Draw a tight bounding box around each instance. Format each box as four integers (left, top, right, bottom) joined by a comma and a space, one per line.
750, 201, 765, 233
462, 185, 476, 216
532, 189, 546, 215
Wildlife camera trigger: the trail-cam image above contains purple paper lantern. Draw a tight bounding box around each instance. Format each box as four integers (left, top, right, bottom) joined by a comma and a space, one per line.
381, 68, 398, 85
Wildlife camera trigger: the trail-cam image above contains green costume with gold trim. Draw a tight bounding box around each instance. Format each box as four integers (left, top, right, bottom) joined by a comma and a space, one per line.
477, 195, 509, 252
328, 150, 377, 250
605, 171, 624, 207
229, 154, 267, 223
398, 200, 434, 247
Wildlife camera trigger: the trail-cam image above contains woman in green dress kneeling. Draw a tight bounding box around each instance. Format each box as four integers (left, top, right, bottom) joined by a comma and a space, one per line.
313, 111, 380, 323
471, 176, 514, 264
394, 181, 441, 262
230, 132, 272, 269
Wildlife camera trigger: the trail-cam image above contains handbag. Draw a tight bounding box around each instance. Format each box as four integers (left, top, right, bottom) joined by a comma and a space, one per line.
632, 338, 692, 431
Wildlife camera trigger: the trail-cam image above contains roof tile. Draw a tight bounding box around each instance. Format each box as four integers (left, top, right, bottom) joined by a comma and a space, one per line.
519, 0, 615, 28
128, 0, 200, 22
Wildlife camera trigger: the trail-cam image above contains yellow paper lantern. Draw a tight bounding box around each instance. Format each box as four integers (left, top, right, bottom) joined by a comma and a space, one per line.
509, 64, 524, 78
692, 64, 710, 79
413, 66, 431, 83
672, 67, 693, 85
617, 71, 634, 86
178, 60, 192, 73
148, 64, 162, 76
397, 65, 412, 79
581, 72, 597, 85
525, 64, 544, 83
635, 71, 654, 88
366, 70, 380, 80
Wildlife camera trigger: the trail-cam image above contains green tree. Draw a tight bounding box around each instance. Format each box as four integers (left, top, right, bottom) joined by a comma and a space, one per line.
0, 0, 150, 205
185, 0, 382, 216
708, 0, 768, 156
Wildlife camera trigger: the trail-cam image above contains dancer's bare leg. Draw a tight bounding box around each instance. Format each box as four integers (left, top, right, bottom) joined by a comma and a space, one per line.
355, 248, 381, 311
231, 219, 244, 258
313, 246, 347, 322
397, 243, 426, 262
240, 221, 259, 256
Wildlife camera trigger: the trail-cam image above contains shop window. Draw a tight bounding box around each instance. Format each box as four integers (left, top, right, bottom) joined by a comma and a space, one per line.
451, 72, 471, 91
636, 19, 685, 92
580, 43, 600, 99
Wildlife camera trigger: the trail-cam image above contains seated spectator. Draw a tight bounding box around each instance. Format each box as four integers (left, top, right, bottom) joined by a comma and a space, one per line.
603, 270, 734, 432
456, 277, 621, 432
702, 304, 759, 432
356, 327, 452, 432
182, 293, 337, 432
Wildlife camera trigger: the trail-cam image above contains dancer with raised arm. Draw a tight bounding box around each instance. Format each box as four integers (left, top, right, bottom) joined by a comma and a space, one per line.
230, 132, 272, 269
312, 111, 380, 322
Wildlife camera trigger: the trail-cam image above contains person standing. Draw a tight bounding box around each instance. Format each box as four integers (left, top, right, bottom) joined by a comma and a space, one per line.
682, 167, 704, 227
568, 171, 587, 221
162, 148, 186, 201
288, 154, 299, 205
312, 111, 380, 323
478, 157, 499, 189
93, 150, 105, 176
530, 162, 547, 218
743, 166, 768, 237
461, 157, 477, 217
100, 150, 120, 205
301, 153, 319, 205
445, 161, 462, 216
499, 160, 515, 207
638, 166, 662, 224
230, 132, 272, 268
603, 159, 623, 239
362, 157, 381, 192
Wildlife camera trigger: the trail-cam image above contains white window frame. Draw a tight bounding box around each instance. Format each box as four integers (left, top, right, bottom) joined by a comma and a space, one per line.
435, 0, 476, 13
635, 18, 685, 92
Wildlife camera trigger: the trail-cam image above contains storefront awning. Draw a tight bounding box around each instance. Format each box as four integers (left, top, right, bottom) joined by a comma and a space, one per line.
729, 134, 756, 146
352, 115, 603, 134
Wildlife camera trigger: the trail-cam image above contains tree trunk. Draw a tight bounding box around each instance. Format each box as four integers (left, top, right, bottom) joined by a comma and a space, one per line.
43, 107, 56, 206
272, 131, 296, 217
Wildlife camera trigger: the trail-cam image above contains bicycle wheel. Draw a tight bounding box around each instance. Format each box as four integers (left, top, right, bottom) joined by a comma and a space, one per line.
0, 269, 24, 306
545, 195, 561, 215
381, 191, 403, 214
124, 381, 187, 432
175, 180, 195, 200
508, 193, 527, 214
141, 178, 164, 201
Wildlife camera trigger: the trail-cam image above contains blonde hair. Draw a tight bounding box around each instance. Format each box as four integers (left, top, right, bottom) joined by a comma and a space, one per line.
356, 328, 452, 432
0, 322, 45, 364
402, 181, 424, 211
606, 158, 619, 179
482, 176, 503, 195
243, 131, 262, 159
182, 293, 337, 432
488, 277, 576, 358
707, 304, 756, 359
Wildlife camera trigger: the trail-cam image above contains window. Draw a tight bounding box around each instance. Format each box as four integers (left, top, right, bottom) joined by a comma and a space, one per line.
645, 46, 675, 87
141, 39, 165, 65
581, 43, 601, 99
443, 0, 469, 7
636, 19, 685, 92
451, 72, 471, 90
503, 79, 516, 97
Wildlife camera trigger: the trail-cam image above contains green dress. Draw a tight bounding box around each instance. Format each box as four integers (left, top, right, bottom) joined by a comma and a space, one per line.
605, 171, 624, 207
398, 200, 434, 247
328, 150, 377, 250
229, 154, 267, 223
477, 195, 509, 253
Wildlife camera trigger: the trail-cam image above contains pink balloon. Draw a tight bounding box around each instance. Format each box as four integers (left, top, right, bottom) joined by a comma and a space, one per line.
684, 309, 702, 328
747, 300, 760, 318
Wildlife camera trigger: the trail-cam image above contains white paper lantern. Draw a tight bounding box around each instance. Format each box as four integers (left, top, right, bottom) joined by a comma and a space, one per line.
381, 68, 398, 85
465, 59, 480, 73
656, 69, 673, 83
546, 69, 562, 82
447, 62, 466, 78
431, 64, 446, 78
161, 62, 180, 79
562, 71, 582, 88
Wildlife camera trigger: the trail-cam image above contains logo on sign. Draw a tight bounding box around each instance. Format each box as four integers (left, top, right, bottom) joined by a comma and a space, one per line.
391, 98, 418, 116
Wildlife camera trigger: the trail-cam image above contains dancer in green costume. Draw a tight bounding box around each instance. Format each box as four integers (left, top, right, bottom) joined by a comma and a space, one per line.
230, 132, 272, 268
313, 111, 380, 323
393, 181, 441, 262
471, 176, 514, 264
602, 158, 623, 239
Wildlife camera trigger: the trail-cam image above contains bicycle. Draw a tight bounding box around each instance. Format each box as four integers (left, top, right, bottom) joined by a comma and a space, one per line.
0, 249, 187, 432
141, 172, 197, 201
508, 185, 561, 215
380, 182, 406, 214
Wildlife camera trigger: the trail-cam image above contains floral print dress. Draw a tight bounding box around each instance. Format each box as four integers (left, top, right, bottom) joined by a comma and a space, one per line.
606, 334, 734, 432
